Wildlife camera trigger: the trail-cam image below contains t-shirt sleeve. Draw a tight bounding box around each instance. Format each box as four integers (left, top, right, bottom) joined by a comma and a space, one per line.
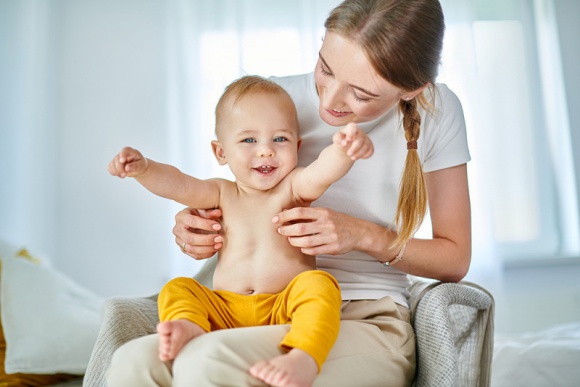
421, 84, 471, 172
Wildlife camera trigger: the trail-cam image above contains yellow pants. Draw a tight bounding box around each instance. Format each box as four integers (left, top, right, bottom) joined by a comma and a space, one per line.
158, 269, 341, 371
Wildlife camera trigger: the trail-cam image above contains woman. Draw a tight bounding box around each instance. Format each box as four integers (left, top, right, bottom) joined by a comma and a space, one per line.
108, 0, 471, 385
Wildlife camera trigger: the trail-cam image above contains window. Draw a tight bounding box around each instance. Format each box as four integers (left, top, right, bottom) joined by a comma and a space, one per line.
437, 0, 579, 262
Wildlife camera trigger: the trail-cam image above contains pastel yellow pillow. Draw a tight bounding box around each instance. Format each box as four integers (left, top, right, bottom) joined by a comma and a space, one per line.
0, 242, 103, 376
0, 247, 78, 386
0, 319, 78, 387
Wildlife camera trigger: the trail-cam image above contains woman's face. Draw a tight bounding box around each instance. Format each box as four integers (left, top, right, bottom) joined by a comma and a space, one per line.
314, 32, 406, 127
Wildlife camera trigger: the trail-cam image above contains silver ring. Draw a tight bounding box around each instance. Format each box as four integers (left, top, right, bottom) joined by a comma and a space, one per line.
181, 242, 187, 253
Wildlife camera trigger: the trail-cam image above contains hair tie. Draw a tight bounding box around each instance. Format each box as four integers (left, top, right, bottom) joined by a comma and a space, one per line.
407, 141, 418, 150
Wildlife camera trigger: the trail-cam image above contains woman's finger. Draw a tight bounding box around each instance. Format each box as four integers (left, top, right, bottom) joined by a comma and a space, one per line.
182, 243, 222, 259
173, 207, 223, 259
272, 207, 319, 225
175, 208, 222, 233
277, 221, 320, 238
300, 243, 341, 256
175, 232, 222, 258
197, 208, 223, 222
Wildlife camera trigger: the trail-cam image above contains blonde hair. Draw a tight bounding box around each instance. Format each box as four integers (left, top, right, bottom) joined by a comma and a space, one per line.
325, 0, 444, 248
215, 75, 298, 137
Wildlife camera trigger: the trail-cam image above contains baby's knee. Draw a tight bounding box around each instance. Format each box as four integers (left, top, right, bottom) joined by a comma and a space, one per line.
296, 270, 340, 292
160, 276, 195, 296
159, 277, 205, 303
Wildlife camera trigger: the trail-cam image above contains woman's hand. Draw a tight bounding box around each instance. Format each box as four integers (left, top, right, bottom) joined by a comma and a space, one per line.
272, 207, 364, 256
173, 207, 223, 260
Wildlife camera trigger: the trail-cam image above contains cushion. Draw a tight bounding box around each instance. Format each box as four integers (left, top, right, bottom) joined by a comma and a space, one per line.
0, 241, 103, 375
0, 319, 78, 386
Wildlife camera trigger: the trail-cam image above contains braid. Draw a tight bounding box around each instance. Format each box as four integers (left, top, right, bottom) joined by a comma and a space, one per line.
393, 98, 427, 249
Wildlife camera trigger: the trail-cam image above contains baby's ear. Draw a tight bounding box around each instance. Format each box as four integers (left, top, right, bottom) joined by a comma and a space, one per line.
211, 140, 228, 165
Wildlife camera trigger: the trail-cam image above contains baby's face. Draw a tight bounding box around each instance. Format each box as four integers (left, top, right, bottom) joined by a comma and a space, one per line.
215, 91, 300, 191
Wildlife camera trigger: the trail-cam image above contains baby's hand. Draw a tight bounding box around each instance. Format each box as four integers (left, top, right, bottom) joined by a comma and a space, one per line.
333, 123, 374, 160
107, 147, 148, 178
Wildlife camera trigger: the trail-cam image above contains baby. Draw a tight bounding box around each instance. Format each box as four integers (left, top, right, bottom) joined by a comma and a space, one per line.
108, 75, 373, 387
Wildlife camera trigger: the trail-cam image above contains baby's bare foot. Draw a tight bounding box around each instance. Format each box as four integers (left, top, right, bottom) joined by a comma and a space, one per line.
156, 319, 206, 361
249, 348, 318, 387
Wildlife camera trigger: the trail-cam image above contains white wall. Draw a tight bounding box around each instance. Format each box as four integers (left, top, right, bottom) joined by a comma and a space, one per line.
496, 260, 580, 334
53, 0, 179, 298
1, 0, 180, 298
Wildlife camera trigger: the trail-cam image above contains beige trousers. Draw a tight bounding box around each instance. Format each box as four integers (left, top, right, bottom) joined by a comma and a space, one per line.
107, 296, 416, 387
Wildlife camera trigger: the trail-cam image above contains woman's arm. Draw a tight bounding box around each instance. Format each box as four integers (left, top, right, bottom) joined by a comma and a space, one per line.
397, 164, 471, 282
274, 164, 471, 283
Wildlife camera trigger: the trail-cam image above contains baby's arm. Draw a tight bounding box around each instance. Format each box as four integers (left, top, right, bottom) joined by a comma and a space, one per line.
292, 123, 373, 202
108, 146, 220, 209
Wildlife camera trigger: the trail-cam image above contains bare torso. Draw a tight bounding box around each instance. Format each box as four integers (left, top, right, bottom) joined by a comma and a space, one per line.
211, 174, 315, 295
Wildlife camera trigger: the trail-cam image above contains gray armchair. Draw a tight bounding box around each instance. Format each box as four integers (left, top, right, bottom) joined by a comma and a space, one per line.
83, 257, 494, 387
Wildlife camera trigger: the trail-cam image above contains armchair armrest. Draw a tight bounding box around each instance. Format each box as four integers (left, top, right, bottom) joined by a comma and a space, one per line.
83, 295, 159, 387
409, 280, 495, 387
83, 257, 216, 387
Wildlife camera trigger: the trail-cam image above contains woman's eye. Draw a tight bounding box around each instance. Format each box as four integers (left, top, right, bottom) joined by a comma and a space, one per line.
273, 137, 288, 143
242, 138, 256, 143
319, 63, 331, 76
353, 92, 371, 103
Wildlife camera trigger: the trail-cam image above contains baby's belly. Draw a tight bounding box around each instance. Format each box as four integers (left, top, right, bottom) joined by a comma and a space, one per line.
212, 253, 315, 295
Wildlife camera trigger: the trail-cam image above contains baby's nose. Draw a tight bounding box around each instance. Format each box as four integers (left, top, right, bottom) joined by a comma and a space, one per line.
257, 146, 274, 158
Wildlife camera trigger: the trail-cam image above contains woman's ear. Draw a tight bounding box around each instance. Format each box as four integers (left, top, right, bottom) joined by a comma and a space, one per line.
211, 140, 228, 165
403, 83, 429, 101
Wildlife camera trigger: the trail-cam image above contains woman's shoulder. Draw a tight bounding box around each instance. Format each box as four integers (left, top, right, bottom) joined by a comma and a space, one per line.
431, 83, 463, 112
421, 83, 470, 171
423, 83, 466, 129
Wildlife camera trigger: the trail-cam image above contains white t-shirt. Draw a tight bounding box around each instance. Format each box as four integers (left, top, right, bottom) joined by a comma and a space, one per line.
272, 73, 470, 306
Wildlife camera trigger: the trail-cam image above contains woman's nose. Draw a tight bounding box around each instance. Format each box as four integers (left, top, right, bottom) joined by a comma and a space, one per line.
323, 80, 343, 109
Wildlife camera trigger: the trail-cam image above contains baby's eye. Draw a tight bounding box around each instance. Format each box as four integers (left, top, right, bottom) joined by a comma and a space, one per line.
242, 138, 256, 143
273, 137, 288, 143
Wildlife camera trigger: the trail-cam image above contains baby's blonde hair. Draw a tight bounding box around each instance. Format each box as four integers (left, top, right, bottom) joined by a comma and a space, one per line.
215, 75, 298, 138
